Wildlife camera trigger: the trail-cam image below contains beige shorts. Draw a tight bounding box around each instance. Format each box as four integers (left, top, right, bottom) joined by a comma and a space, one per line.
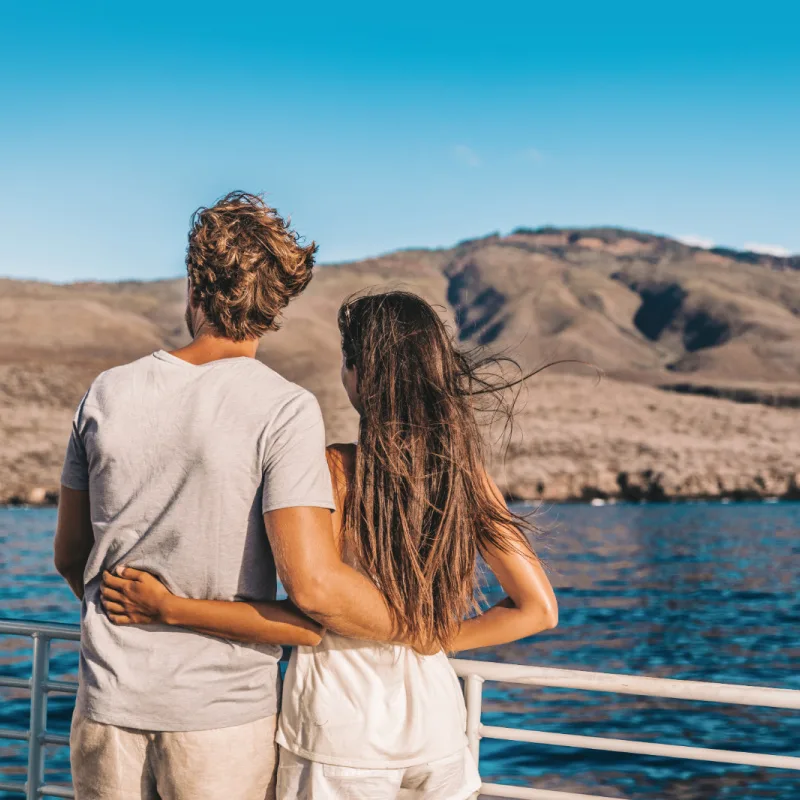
70, 709, 278, 800
276, 746, 481, 800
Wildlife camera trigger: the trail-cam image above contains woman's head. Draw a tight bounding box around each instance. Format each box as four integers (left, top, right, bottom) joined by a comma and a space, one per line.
337, 291, 534, 648
338, 291, 462, 416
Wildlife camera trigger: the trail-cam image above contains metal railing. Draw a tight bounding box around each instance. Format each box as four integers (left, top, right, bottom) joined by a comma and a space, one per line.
2, 620, 799, 800
452, 659, 800, 799
0, 620, 79, 799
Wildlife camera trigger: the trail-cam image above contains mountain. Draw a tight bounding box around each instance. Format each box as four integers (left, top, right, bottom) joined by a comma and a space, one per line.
1, 228, 798, 504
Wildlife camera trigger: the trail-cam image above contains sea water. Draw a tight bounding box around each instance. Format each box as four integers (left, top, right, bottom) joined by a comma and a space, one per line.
1, 503, 798, 799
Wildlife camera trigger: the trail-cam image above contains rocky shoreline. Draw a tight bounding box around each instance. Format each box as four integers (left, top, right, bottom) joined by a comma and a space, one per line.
3, 375, 799, 509
5, 469, 800, 509
505, 470, 800, 504
1, 487, 60, 508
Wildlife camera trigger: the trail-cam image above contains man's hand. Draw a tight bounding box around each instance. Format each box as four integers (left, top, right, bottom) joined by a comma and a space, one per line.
100, 568, 174, 625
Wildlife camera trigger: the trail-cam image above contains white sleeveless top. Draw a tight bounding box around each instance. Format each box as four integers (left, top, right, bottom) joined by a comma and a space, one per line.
276, 633, 468, 768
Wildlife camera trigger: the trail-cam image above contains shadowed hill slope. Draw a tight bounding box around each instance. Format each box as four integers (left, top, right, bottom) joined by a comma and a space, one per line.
1, 229, 798, 503
443, 227, 800, 384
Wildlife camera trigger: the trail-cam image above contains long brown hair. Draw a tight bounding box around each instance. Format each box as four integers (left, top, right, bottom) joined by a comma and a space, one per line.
338, 290, 537, 648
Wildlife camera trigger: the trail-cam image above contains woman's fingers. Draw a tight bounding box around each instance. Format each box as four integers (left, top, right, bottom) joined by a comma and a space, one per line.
103, 567, 148, 587
117, 566, 147, 581
100, 586, 144, 614
101, 577, 156, 626
102, 570, 130, 590
99, 591, 127, 615
108, 611, 154, 625
100, 586, 126, 603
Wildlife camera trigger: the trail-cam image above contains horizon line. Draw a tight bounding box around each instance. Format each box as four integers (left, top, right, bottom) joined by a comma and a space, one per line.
1, 224, 796, 286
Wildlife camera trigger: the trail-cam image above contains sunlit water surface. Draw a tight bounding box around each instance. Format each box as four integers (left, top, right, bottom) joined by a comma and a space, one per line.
1, 504, 798, 799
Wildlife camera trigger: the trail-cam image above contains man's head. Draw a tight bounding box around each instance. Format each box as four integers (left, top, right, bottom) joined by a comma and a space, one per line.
185, 191, 317, 340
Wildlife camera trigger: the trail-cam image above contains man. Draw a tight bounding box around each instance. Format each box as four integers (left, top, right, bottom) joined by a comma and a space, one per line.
54, 192, 399, 800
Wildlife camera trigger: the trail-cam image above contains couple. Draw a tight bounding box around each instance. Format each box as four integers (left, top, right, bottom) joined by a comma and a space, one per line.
54, 192, 557, 800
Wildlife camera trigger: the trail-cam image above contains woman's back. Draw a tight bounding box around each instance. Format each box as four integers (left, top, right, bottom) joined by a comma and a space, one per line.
279, 632, 467, 767
277, 291, 555, 796
276, 444, 469, 768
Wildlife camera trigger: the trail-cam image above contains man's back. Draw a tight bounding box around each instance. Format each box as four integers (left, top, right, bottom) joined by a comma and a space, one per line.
62, 350, 334, 730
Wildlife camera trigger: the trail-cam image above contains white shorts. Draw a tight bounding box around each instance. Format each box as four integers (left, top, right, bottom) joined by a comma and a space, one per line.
276, 746, 481, 800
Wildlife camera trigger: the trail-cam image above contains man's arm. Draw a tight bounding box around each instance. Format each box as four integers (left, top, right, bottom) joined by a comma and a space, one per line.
54, 486, 94, 600
264, 506, 400, 643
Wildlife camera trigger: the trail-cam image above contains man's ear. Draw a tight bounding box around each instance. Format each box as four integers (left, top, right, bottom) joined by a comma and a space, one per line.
185, 282, 211, 339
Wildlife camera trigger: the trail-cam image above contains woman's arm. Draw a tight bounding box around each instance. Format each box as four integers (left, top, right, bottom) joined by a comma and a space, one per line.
449, 475, 558, 653
101, 568, 324, 647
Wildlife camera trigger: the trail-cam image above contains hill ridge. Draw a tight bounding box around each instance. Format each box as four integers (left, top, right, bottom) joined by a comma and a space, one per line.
1, 226, 798, 504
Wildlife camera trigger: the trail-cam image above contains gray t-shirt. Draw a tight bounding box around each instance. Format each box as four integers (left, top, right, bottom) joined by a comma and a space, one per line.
61, 350, 335, 731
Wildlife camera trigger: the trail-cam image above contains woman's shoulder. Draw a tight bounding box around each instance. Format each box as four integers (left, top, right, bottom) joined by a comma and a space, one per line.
325, 443, 356, 501
326, 442, 357, 468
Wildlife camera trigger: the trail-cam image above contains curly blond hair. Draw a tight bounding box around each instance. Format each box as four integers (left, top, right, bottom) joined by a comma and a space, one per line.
186, 191, 316, 341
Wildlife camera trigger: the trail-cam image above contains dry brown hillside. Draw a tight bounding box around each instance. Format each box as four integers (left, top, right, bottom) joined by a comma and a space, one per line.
1, 228, 799, 504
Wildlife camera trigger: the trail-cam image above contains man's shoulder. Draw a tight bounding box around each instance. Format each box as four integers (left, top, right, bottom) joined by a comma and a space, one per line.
240, 359, 299, 389
239, 362, 319, 409
84, 354, 159, 399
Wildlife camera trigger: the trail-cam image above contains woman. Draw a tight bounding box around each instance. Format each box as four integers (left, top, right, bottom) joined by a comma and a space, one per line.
101, 290, 557, 799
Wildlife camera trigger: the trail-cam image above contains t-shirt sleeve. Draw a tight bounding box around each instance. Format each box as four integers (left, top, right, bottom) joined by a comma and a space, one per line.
261, 391, 335, 514
60, 393, 90, 491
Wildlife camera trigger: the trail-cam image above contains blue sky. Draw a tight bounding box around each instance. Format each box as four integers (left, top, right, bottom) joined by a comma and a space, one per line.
1, 1, 798, 282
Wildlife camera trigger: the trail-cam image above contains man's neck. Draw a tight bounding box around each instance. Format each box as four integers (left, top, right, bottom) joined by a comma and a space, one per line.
169, 334, 259, 366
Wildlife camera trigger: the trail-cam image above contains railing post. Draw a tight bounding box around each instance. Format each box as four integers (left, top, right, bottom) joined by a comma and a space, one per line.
464, 673, 484, 799
27, 633, 50, 800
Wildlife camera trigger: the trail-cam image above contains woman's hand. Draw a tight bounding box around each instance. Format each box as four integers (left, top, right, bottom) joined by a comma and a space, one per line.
100, 567, 174, 625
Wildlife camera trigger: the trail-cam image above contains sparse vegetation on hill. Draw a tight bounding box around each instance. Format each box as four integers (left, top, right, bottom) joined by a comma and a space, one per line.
1, 228, 798, 504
